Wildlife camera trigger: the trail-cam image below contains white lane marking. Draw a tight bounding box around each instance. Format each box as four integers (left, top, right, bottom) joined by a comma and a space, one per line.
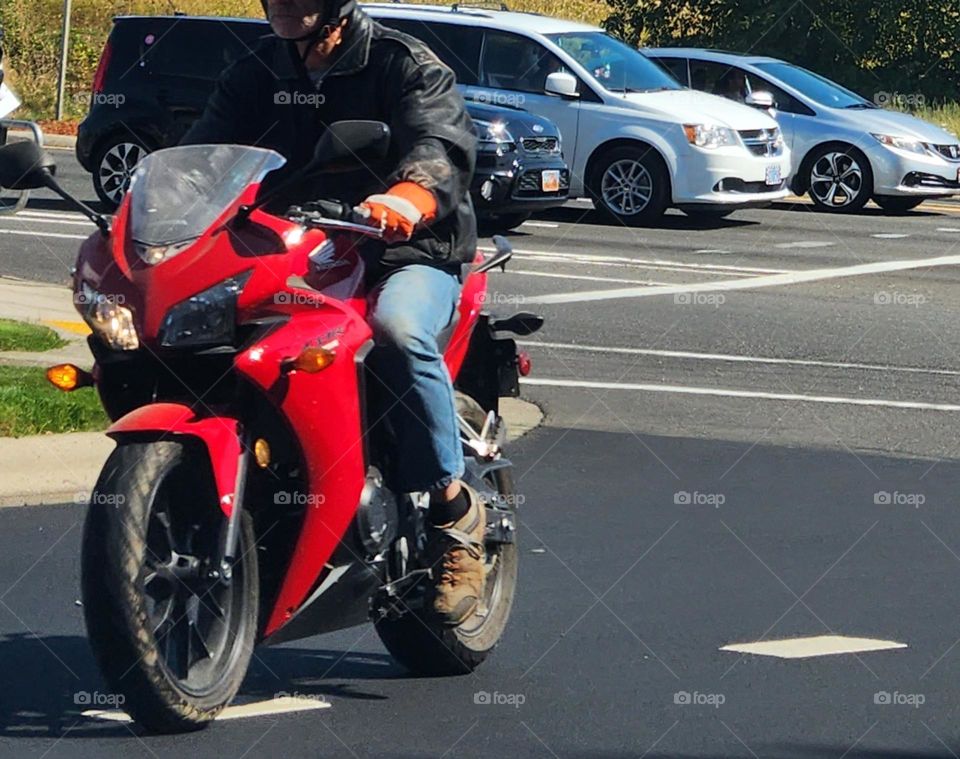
720, 635, 907, 659
872, 233, 910, 239
17, 210, 89, 220
527, 252, 960, 305
775, 241, 836, 249
85, 695, 330, 723
695, 249, 732, 254
0, 215, 91, 227
478, 245, 791, 275
938, 228, 960, 233
519, 340, 960, 378
520, 377, 960, 412
509, 269, 669, 286
521, 221, 559, 228
0, 228, 88, 241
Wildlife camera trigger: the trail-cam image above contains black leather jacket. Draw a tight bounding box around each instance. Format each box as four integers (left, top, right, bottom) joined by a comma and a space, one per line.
181, 9, 477, 277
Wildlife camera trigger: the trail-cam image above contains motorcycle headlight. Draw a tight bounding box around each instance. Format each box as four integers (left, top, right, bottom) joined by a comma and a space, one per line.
473, 119, 516, 153
77, 282, 139, 351
683, 124, 738, 149
158, 272, 251, 348
872, 134, 928, 155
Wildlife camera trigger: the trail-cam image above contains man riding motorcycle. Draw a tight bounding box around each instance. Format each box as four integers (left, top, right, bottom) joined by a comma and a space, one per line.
182, 0, 485, 625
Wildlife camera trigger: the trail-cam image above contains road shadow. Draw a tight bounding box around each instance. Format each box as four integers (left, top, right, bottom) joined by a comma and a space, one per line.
769, 200, 944, 218
0, 632, 396, 738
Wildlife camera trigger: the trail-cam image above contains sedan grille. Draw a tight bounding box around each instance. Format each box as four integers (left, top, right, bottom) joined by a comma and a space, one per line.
738, 128, 783, 157
520, 136, 560, 153
928, 144, 960, 161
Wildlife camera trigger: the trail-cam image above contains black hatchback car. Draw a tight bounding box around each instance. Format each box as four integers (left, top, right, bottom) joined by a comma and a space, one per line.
76, 14, 569, 230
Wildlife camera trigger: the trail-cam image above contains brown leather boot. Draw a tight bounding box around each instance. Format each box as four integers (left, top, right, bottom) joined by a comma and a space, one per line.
426, 484, 486, 625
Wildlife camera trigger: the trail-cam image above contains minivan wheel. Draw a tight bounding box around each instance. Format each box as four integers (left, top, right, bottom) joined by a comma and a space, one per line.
93, 137, 153, 209
806, 145, 872, 213
590, 146, 670, 226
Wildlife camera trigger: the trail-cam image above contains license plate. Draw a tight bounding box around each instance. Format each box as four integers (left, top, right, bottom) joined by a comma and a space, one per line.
542, 170, 561, 193
765, 164, 782, 186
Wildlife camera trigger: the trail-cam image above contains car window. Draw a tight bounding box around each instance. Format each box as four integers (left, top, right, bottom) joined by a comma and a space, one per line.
689, 59, 748, 102
480, 31, 569, 94
753, 61, 873, 109
742, 72, 815, 116
652, 56, 689, 86
546, 32, 680, 93
378, 19, 482, 85
145, 22, 265, 80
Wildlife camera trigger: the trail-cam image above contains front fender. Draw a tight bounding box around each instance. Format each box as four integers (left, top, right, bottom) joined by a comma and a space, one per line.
107, 403, 242, 516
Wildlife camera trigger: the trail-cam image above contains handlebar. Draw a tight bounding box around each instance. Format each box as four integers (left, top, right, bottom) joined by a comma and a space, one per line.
285, 200, 384, 240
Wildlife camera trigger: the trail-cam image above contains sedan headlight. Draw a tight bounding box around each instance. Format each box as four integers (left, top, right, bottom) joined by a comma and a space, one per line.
683, 124, 739, 149
158, 272, 251, 348
473, 119, 516, 153
872, 134, 928, 155
78, 282, 139, 351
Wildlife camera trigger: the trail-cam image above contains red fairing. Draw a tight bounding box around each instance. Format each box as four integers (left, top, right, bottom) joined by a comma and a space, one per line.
107, 403, 242, 517
444, 252, 487, 379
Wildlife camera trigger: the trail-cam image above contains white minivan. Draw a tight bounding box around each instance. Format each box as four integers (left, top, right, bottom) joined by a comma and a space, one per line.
366, 4, 792, 225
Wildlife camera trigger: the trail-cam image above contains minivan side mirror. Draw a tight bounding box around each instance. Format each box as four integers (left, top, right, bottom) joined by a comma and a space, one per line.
745, 90, 776, 111
545, 71, 579, 99
312, 120, 391, 173
0, 140, 56, 191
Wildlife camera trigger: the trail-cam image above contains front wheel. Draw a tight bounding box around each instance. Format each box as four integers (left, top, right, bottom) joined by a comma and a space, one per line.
806, 145, 872, 213
375, 393, 519, 676
81, 441, 259, 733
874, 196, 925, 213
590, 145, 670, 226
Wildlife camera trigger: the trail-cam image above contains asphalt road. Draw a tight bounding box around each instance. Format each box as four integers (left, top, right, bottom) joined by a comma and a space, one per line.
4, 152, 960, 756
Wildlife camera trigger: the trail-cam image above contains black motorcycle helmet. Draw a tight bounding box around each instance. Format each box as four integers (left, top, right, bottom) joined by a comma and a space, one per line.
260, 0, 356, 43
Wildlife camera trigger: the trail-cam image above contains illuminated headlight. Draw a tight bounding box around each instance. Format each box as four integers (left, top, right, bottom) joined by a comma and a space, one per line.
158, 272, 251, 348
771, 128, 784, 149
78, 282, 139, 351
683, 124, 738, 149
135, 240, 194, 265
872, 134, 927, 155
473, 119, 516, 153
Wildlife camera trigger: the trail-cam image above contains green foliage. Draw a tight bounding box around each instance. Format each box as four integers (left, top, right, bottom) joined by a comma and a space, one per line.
0, 365, 107, 437
0, 319, 67, 352
604, 0, 960, 105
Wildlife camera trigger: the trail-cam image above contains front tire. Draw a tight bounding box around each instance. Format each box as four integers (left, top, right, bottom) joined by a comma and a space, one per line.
806, 145, 872, 213
81, 441, 259, 733
375, 393, 518, 676
590, 145, 670, 226
874, 196, 925, 213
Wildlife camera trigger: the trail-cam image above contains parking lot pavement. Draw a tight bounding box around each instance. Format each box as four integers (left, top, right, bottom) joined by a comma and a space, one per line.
5, 152, 960, 756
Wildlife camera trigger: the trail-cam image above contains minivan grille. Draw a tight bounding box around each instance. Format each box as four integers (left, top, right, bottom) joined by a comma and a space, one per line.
520, 136, 560, 153
738, 128, 783, 157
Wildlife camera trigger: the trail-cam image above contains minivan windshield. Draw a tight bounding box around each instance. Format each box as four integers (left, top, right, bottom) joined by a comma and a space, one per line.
753, 61, 874, 109
128, 145, 286, 246
547, 32, 682, 93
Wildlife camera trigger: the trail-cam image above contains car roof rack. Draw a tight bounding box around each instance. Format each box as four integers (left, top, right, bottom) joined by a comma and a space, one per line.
451, 1, 509, 11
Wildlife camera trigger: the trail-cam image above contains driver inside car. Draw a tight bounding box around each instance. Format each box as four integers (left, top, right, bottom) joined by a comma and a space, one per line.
181, 0, 487, 626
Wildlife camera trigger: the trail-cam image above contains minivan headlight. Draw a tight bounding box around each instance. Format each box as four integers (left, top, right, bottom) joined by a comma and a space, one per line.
473, 119, 516, 153
872, 134, 927, 155
683, 124, 738, 149
158, 272, 251, 348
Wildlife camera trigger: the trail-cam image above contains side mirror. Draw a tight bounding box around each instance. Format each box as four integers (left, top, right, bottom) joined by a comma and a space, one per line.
545, 71, 579, 99
0, 140, 56, 190
745, 90, 776, 110
312, 120, 391, 173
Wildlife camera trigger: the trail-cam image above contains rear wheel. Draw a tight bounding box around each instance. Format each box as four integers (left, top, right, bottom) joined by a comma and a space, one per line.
874, 196, 925, 213
375, 393, 519, 676
92, 136, 153, 209
81, 441, 258, 733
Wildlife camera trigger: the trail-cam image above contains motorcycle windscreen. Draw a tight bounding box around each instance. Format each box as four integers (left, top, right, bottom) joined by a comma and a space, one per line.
127, 144, 285, 263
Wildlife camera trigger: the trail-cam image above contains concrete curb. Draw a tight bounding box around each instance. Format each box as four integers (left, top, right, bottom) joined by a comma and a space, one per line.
0, 398, 544, 508
8, 129, 77, 149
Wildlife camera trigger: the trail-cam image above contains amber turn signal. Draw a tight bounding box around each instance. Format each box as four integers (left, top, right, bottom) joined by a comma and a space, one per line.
283, 346, 336, 374
46, 364, 94, 392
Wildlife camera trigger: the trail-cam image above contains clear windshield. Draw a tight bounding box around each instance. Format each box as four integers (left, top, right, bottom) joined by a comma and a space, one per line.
753, 61, 873, 109
128, 145, 286, 246
546, 32, 682, 93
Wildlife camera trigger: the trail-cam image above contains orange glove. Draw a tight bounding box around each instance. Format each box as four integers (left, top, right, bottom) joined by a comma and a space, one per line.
358, 182, 438, 244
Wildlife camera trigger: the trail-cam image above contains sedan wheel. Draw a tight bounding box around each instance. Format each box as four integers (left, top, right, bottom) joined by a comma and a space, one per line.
807, 148, 871, 213
94, 140, 149, 209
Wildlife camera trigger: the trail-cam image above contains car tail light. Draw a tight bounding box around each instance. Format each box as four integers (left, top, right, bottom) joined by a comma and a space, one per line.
517, 350, 532, 377
92, 39, 113, 94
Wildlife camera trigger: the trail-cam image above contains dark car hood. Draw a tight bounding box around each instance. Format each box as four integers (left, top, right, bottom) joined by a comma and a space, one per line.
463, 100, 559, 139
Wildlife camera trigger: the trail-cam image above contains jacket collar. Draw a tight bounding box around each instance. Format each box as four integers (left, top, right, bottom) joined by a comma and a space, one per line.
269, 8, 373, 83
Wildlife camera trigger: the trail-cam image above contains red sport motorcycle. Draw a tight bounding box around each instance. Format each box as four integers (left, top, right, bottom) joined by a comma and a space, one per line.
0, 123, 542, 732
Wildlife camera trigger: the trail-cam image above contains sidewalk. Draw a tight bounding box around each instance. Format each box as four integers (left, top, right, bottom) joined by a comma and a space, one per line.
0, 275, 91, 367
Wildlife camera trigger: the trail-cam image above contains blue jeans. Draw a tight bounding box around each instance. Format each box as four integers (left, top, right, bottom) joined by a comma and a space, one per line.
366, 264, 465, 493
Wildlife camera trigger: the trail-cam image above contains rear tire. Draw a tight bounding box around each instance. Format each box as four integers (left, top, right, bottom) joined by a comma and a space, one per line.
375, 393, 518, 676
92, 135, 153, 210
81, 441, 258, 733
874, 196, 925, 213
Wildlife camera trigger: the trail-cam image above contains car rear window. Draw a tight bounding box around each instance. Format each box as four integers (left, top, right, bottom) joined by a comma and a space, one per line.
140, 20, 268, 80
